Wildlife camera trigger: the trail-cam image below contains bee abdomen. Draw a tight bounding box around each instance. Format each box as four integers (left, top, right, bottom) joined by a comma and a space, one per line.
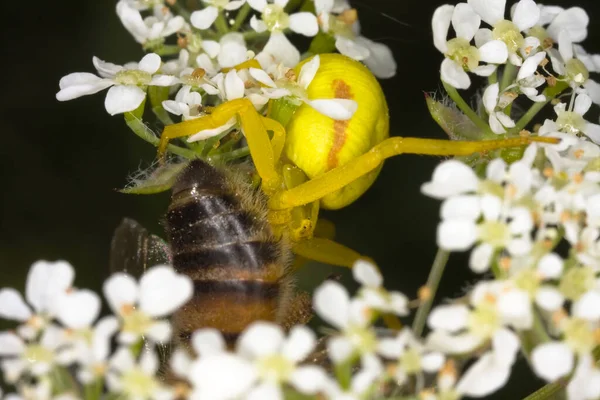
172, 279, 282, 346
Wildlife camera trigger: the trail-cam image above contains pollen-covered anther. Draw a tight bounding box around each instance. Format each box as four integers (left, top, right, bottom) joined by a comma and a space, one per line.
542, 37, 554, 49
284, 68, 297, 82
543, 167, 554, 178
524, 46, 533, 56
191, 68, 206, 79
551, 309, 568, 326
539, 58, 549, 68
560, 211, 572, 223
546, 75, 557, 87
177, 34, 187, 48
418, 285, 432, 301
572, 173, 583, 184
419, 389, 436, 400
27, 315, 44, 329
173, 382, 191, 399
573, 149, 585, 159
120, 303, 135, 316
519, 129, 531, 137
499, 256, 511, 271
483, 293, 497, 304
386, 362, 397, 376
338, 9, 358, 25
506, 184, 517, 199
93, 363, 107, 376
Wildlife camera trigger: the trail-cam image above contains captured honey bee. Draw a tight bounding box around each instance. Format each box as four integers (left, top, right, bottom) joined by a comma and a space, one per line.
110, 159, 312, 348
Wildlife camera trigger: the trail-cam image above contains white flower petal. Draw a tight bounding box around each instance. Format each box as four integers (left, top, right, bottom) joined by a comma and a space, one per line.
535, 286, 564, 311
55, 289, 100, 329
532, 342, 574, 381
26, 260, 74, 315
573, 291, 600, 320
307, 99, 357, 120
139, 266, 193, 317
247, 383, 281, 400
314, 281, 349, 329
547, 7, 589, 42
290, 366, 328, 394
437, 219, 477, 251
189, 354, 256, 399
483, 83, 499, 113
250, 15, 268, 33
92, 56, 124, 78
421, 160, 479, 199
517, 51, 546, 80
352, 259, 382, 288
0, 332, 24, 355
426, 331, 483, 354
282, 326, 316, 362
428, 304, 469, 333
479, 40, 508, 64
103, 273, 138, 315
56, 74, 113, 101
237, 322, 284, 358
441, 195, 481, 221
574, 93, 592, 115
138, 53, 161, 74
512, 0, 540, 31
247, 0, 267, 12
440, 58, 471, 89
249, 68, 276, 88
0, 289, 31, 321
469, 243, 494, 273
289, 12, 318, 36
468, 0, 505, 26
456, 352, 512, 396
192, 328, 226, 357
498, 290, 532, 329
218, 33, 248, 68
452, 3, 480, 42
327, 336, 354, 364
356, 37, 397, 79
146, 321, 171, 343
190, 6, 218, 30
298, 55, 320, 90
104, 85, 146, 115
537, 253, 563, 279
472, 64, 497, 76
567, 355, 600, 400
260, 32, 300, 68
224, 70, 245, 100
432, 5, 454, 53
335, 36, 369, 61
149, 74, 179, 86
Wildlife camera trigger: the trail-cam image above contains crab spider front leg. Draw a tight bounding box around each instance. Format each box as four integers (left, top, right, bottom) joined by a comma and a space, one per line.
158, 98, 285, 191
269, 135, 560, 210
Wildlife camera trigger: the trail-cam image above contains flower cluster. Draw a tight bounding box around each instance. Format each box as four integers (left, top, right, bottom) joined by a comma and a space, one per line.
1, 259, 541, 399
55, 0, 396, 153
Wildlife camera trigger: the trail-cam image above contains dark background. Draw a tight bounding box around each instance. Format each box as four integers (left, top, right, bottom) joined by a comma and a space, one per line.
2, 0, 600, 397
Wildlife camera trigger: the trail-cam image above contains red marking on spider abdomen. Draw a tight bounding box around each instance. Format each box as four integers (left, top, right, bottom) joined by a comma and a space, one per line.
327, 79, 354, 170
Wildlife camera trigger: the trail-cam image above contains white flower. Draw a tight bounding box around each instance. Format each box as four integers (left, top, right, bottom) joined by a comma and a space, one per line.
0, 260, 76, 334
468, 0, 540, 65
116, 1, 185, 46
432, 3, 508, 89
103, 265, 193, 344
249, 55, 358, 120
552, 93, 600, 144
352, 259, 409, 316
483, 83, 516, 133
248, 0, 318, 67
106, 347, 174, 400
377, 329, 444, 385
74, 317, 119, 384
188, 351, 256, 399
313, 0, 396, 78
191, 0, 245, 29
313, 281, 379, 364
56, 53, 178, 115
162, 85, 203, 120
0, 325, 71, 383
567, 354, 600, 400
506, 51, 547, 102
321, 357, 383, 399
427, 281, 529, 355
236, 322, 329, 398
217, 33, 249, 69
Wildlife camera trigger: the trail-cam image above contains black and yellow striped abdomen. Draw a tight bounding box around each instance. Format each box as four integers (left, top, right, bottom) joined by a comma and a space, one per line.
165, 160, 291, 345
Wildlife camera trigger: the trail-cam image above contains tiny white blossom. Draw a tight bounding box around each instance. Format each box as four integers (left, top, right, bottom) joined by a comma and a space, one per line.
56, 54, 178, 115
248, 0, 318, 67
236, 322, 329, 398
116, 2, 185, 46
191, 0, 246, 30
352, 259, 409, 316
103, 265, 193, 344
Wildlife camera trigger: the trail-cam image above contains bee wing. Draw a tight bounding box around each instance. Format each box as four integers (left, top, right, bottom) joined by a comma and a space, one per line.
109, 218, 172, 278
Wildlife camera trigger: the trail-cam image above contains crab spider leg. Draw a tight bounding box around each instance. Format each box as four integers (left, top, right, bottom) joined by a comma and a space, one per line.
158, 98, 284, 191
292, 237, 362, 268
260, 115, 286, 163
269, 135, 559, 210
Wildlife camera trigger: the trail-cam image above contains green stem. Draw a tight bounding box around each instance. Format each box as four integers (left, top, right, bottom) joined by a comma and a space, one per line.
509, 82, 569, 134
488, 70, 498, 85
231, 3, 251, 31
442, 81, 494, 138
522, 379, 568, 400
519, 309, 552, 358
152, 106, 174, 126
169, 0, 191, 20
500, 62, 517, 92
243, 30, 273, 41
124, 113, 198, 159
84, 379, 103, 400
215, 11, 230, 34
209, 146, 251, 162
412, 249, 450, 337
153, 45, 182, 56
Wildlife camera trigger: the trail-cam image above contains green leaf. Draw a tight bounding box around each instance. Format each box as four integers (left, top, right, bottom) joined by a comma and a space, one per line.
425, 93, 482, 140
308, 32, 337, 55
119, 162, 189, 194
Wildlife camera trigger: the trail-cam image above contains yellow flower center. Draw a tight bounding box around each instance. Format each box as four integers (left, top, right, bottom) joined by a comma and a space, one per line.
565, 59, 589, 85
122, 309, 153, 336
478, 221, 511, 248
446, 38, 480, 71
121, 368, 158, 397
559, 266, 595, 301
115, 70, 152, 86
492, 20, 524, 53
556, 111, 586, 134
257, 354, 295, 381
23, 345, 54, 366
564, 318, 595, 355
262, 5, 290, 32
468, 302, 500, 339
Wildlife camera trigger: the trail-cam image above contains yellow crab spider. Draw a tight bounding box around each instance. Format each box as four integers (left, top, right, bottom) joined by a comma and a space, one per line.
158, 53, 558, 268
